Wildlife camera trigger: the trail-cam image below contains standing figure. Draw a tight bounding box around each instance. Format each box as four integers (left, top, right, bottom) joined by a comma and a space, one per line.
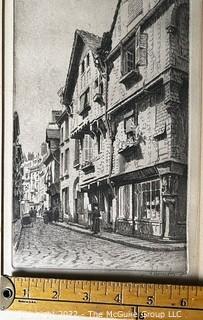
43, 207, 49, 224
92, 203, 101, 234
33, 206, 37, 222
48, 208, 53, 223
54, 207, 59, 222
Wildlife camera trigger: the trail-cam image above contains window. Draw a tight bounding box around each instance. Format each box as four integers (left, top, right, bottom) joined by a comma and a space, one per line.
65, 118, 69, 140
79, 88, 90, 116
82, 134, 93, 162
93, 77, 104, 104
64, 149, 69, 173
119, 180, 161, 222
77, 191, 84, 214
119, 185, 132, 220
60, 153, 64, 175
74, 139, 80, 166
140, 180, 160, 221
81, 60, 85, 74
99, 81, 104, 95
97, 133, 104, 154
97, 134, 101, 154
124, 108, 138, 134
120, 30, 147, 79
86, 53, 90, 67
121, 41, 135, 75
62, 187, 70, 215
60, 127, 64, 143
94, 78, 99, 89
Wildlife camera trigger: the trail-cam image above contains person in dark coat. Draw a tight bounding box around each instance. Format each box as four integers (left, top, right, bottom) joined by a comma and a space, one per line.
92, 203, 101, 234
33, 206, 37, 222
29, 207, 34, 218
48, 208, 53, 223
43, 207, 49, 224
54, 207, 59, 222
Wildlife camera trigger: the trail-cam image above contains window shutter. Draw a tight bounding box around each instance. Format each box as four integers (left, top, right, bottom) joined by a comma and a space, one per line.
80, 93, 86, 113
83, 135, 88, 162
135, 29, 148, 66
120, 44, 125, 76
88, 135, 93, 161
74, 139, 80, 164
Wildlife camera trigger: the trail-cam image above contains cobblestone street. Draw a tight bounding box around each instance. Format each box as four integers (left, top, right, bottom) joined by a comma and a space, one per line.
13, 219, 187, 272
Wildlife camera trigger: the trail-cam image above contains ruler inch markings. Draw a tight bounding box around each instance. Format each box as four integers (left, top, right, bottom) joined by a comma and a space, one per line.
13, 296, 203, 311
8, 277, 203, 317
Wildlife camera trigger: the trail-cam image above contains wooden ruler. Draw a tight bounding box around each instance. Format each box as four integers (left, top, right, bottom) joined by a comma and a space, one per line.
1, 277, 203, 319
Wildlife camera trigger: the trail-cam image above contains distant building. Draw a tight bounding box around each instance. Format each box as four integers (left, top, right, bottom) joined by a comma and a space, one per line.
21, 154, 48, 215
44, 111, 61, 214
56, 106, 72, 222
13, 111, 23, 220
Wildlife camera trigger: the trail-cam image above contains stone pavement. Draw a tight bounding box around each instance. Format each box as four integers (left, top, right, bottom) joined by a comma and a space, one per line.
13, 219, 187, 273
55, 221, 186, 252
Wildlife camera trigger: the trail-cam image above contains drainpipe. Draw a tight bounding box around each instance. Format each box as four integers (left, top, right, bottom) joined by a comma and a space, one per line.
104, 61, 115, 198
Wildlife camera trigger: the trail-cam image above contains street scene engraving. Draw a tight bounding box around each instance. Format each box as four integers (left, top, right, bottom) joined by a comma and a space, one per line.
13, 0, 189, 272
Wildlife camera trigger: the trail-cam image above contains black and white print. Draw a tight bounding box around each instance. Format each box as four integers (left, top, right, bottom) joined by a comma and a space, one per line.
12, 0, 189, 272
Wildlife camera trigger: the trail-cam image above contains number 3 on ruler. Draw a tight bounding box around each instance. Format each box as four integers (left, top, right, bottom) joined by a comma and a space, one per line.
83, 292, 89, 301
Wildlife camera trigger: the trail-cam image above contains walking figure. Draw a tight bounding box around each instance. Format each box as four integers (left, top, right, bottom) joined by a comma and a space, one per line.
92, 203, 101, 234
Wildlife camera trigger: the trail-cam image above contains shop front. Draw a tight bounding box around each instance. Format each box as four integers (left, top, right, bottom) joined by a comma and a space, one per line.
116, 178, 163, 239
113, 164, 187, 242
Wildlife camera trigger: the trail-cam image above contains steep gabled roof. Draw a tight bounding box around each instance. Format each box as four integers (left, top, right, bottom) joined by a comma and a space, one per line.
78, 30, 102, 55
63, 29, 102, 106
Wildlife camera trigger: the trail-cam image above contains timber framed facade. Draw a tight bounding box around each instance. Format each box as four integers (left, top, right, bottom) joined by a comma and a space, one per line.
61, 0, 189, 242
